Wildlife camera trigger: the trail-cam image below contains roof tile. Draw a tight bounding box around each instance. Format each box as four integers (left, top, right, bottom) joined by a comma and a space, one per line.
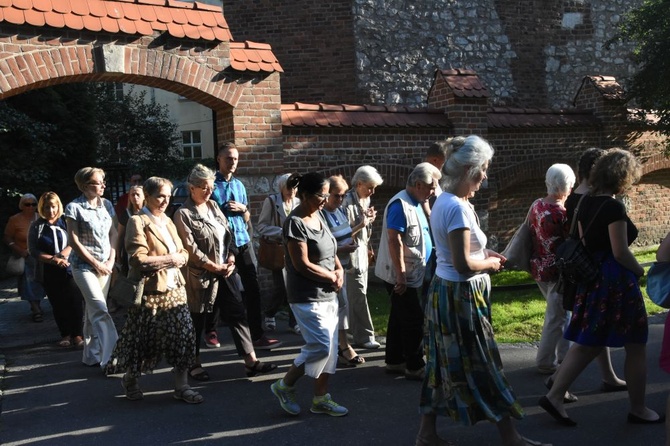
71, 1, 89, 15
166, 21, 185, 38
193, 1, 219, 12
121, 2, 141, 21
100, 15, 119, 33
44, 8, 65, 27
137, 4, 156, 22
153, 4, 172, 23
104, 1, 122, 19
118, 17, 137, 34
3, 6, 23, 24
133, 17, 153, 35
33, 0, 52, 13
82, 14, 102, 32
52, 0, 71, 14
184, 8, 202, 26
182, 22, 201, 39
167, 0, 190, 8
63, 11, 84, 30
199, 9, 216, 26
88, 0, 106, 17
11, 0, 29, 10
197, 25, 214, 41
0, 0, 13, 7
24, 8, 45, 26
169, 5, 187, 24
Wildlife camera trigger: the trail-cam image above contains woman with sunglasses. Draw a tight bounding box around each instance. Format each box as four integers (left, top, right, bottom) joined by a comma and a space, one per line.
64, 167, 118, 370
4, 193, 46, 322
270, 172, 348, 417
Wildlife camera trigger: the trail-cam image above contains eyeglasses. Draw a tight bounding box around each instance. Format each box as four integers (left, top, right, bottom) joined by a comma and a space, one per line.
88, 181, 106, 187
332, 193, 346, 200
193, 184, 216, 192
313, 192, 330, 201
23, 202, 37, 207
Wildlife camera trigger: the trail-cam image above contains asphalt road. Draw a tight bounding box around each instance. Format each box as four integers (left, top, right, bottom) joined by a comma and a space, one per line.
1, 277, 668, 446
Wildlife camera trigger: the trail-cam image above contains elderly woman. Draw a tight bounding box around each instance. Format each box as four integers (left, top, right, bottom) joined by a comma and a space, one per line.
4, 193, 45, 321
540, 149, 662, 426
257, 172, 301, 334
322, 175, 364, 366
528, 164, 575, 376
173, 164, 277, 381
65, 167, 118, 369
107, 177, 201, 404
342, 165, 383, 349
270, 172, 348, 417
417, 136, 548, 446
29, 192, 84, 348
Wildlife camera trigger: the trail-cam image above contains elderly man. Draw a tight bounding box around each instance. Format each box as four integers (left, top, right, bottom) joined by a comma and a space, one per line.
375, 162, 441, 380
210, 142, 281, 350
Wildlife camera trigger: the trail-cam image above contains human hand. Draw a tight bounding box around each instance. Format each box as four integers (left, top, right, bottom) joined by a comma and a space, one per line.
340, 241, 358, 254
171, 253, 186, 268
227, 201, 247, 214
95, 259, 113, 276
393, 272, 407, 295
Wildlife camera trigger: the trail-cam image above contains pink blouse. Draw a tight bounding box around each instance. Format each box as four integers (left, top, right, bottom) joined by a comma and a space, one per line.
528, 199, 569, 282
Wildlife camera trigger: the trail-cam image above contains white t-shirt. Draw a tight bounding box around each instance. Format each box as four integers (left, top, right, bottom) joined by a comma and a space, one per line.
431, 192, 487, 282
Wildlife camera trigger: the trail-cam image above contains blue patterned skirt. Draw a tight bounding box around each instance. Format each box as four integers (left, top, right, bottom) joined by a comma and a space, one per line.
419, 274, 524, 425
564, 252, 648, 347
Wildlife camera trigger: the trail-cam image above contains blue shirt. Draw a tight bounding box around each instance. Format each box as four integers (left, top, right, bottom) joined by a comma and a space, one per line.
386, 197, 433, 261
212, 172, 250, 248
64, 195, 115, 271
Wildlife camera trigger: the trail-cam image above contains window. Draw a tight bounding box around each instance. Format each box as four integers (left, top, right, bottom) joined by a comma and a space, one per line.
182, 130, 202, 159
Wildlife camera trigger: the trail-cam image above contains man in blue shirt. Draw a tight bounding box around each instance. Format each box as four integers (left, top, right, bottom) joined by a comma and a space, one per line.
374, 162, 440, 380
210, 142, 281, 350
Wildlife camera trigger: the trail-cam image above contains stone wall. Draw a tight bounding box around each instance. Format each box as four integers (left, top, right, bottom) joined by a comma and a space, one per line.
224, 0, 642, 109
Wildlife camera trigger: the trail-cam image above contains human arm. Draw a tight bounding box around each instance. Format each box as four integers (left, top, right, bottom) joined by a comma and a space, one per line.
286, 239, 341, 288
126, 216, 186, 272
387, 228, 408, 295
256, 196, 283, 242
448, 228, 502, 275
65, 217, 114, 275
172, 209, 229, 276
657, 233, 670, 262
4, 217, 28, 258
609, 220, 644, 277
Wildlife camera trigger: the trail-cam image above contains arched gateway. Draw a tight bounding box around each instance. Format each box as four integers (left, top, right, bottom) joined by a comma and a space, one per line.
0, 0, 284, 174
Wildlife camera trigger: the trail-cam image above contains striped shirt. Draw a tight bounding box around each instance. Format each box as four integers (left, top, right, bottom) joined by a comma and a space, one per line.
212, 172, 250, 248
64, 195, 115, 271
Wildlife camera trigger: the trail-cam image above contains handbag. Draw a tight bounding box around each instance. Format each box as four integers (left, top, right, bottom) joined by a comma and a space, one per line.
5, 254, 25, 276
501, 200, 537, 272
555, 195, 607, 294
646, 262, 670, 308
108, 275, 146, 308
257, 195, 285, 271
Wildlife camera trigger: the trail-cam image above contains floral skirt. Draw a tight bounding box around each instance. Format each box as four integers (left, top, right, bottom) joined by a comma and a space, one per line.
564, 252, 648, 347
419, 274, 524, 425
106, 286, 196, 377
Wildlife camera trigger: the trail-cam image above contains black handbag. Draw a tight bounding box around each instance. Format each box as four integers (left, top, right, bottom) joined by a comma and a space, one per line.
556, 195, 607, 310
108, 275, 146, 308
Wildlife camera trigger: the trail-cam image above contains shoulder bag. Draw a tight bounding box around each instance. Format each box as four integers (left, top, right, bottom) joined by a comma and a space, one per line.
646, 262, 670, 308
556, 195, 607, 310
108, 274, 147, 308
501, 200, 537, 273
258, 195, 285, 271
5, 254, 25, 276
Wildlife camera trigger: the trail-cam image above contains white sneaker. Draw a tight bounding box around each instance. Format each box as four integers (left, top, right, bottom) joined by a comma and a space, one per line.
264, 317, 276, 331
361, 340, 381, 349
289, 324, 301, 335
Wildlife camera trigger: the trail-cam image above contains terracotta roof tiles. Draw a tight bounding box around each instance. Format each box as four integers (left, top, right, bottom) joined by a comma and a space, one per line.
0, 0, 233, 42
281, 103, 449, 128
229, 41, 283, 73
437, 68, 490, 98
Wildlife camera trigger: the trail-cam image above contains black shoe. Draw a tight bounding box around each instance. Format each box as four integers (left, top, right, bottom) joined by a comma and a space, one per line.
601, 381, 628, 392
538, 396, 577, 426
544, 377, 578, 403
627, 413, 665, 424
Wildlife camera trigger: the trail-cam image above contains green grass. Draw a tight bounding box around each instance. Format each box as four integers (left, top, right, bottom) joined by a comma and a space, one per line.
368, 249, 666, 344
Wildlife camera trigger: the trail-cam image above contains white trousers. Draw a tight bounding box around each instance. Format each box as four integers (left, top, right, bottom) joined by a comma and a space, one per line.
291, 299, 338, 378
72, 269, 118, 368
536, 280, 570, 369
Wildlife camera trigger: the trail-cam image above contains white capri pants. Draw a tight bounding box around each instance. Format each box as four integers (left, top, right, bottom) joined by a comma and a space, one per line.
290, 298, 339, 378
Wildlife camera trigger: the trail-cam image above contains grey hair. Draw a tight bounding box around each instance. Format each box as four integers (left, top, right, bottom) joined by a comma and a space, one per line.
276, 173, 292, 192
143, 177, 173, 198
351, 165, 383, 188
441, 135, 494, 191
19, 193, 38, 209
187, 163, 215, 187
407, 162, 442, 188
545, 163, 576, 196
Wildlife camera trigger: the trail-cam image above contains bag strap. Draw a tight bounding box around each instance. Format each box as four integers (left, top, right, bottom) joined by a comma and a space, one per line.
268, 194, 281, 229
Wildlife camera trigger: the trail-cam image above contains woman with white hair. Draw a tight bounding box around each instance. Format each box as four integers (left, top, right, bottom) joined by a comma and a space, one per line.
257, 173, 301, 334
528, 164, 576, 380
417, 135, 548, 446
4, 193, 46, 321
343, 165, 383, 349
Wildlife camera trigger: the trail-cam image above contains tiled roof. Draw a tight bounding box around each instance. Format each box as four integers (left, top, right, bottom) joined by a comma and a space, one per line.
573, 75, 626, 105
281, 103, 449, 128
437, 69, 490, 98
229, 41, 283, 73
0, 0, 233, 42
488, 107, 599, 128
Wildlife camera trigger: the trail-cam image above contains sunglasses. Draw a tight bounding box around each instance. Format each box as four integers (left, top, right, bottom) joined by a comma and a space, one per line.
24, 202, 38, 207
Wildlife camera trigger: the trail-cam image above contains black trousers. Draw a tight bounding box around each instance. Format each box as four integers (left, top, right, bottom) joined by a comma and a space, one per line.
42, 265, 84, 339
384, 282, 425, 371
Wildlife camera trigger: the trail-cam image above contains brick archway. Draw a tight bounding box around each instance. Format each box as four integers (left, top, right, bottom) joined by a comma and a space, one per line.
0, 0, 284, 170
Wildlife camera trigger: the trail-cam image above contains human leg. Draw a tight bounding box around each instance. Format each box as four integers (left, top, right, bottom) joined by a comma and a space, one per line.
384, 282, 404, 367
395, 286, 425, 373
346, 270, 377, 346
237, 243, 266, 341
624, 342, 661, 421
72, 269, 117, 367
416, 413, 452, 446
42, 269, 70, 338
596, 347, 626, 388
496, 416, 551, 446
535, 281, 570, 373
263, 269, 286, 330
310, 372, 348, 416
337, 283, 363, 364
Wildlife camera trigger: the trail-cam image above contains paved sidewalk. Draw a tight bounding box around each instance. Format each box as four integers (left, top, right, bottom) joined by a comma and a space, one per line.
1, 277, 669, 446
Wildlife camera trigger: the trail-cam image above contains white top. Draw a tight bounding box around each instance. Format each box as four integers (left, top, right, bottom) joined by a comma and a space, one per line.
431, 192, 487, 282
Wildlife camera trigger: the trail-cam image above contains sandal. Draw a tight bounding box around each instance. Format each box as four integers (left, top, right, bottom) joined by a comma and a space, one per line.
338, 348, 365, 366
58, 338, 72, 348
188, 365, 210, 382
73, 336, 85, 349
122, 374, 143, 401
32, 312, 43, 323
244, 360, 277, 377
173, 386, 203, 404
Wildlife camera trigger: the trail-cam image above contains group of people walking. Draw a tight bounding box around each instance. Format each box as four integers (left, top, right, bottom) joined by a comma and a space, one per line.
4, 136, 667, 444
